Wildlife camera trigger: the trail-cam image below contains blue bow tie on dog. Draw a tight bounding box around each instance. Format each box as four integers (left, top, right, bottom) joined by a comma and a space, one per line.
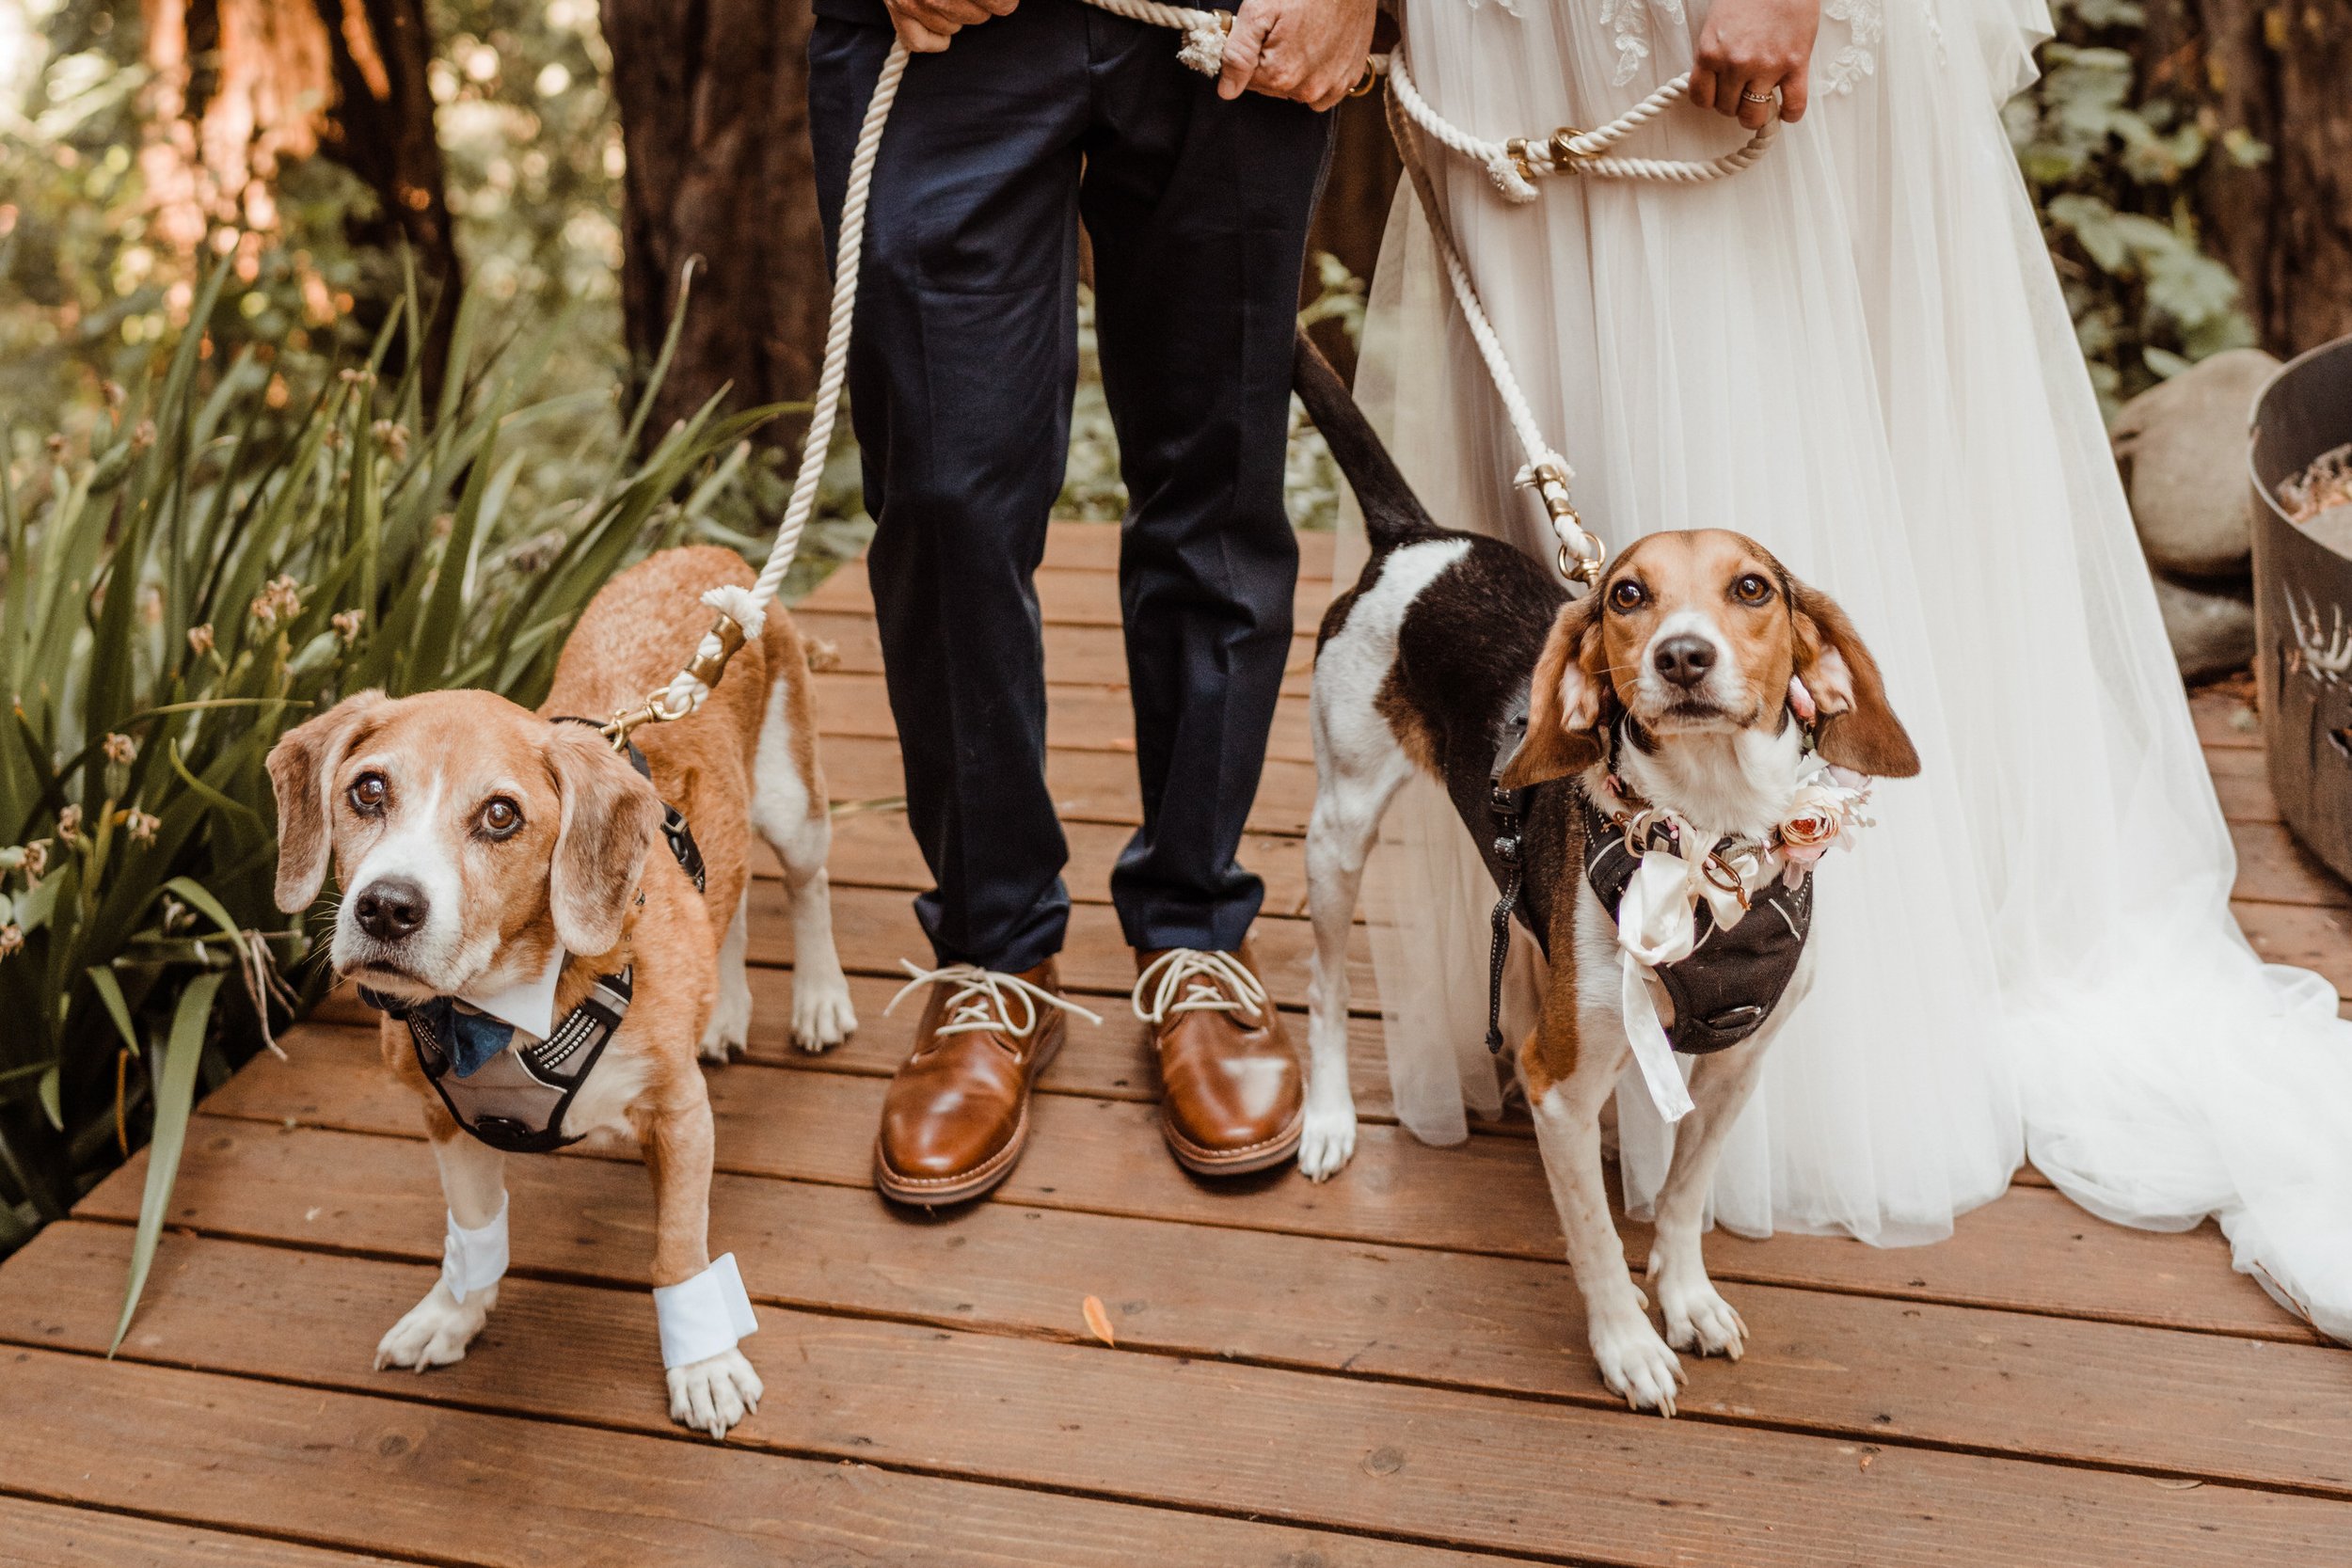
358, 990, 518, 1078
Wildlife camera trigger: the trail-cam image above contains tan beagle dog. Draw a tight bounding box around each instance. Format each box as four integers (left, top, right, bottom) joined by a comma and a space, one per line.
1292, 335, 1918, 1414
266, 546, 854, 1439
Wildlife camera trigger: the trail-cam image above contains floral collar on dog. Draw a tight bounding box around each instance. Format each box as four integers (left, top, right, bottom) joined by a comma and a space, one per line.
1581, 720, 1877, 1123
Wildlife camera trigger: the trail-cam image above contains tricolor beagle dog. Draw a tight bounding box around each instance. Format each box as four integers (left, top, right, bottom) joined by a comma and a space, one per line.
266, 546, 856, 1439
1292, 335, 1919, 1415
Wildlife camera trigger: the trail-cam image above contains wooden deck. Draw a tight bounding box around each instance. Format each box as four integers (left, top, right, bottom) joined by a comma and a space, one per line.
4, 522, 2349, 1566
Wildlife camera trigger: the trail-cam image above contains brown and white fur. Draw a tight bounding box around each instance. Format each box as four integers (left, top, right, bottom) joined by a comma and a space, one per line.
265, 546, 855, 1438
1292, 336, 1919, 1414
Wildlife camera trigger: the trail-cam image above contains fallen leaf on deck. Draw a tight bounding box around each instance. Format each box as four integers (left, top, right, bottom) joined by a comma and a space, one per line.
1082, 1295, 1116, 1346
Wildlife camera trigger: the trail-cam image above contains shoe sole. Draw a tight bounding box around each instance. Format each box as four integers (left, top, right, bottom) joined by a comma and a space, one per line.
1161, 1103, 1305, 1178
872, 1027, 1063, 1208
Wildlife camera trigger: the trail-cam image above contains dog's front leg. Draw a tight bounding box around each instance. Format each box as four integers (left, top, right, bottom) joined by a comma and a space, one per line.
643, 1089, 764, 1439
376, 1125, 506, 1371
1646, 1012, 1780, 1361
1526, 1024, 1687, 1417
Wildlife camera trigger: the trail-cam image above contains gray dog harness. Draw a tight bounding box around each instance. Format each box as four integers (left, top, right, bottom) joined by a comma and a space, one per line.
362, 728, 705, 1155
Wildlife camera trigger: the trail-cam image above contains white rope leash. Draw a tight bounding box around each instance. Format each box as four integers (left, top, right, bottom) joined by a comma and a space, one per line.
1379, 54, 1775, 203
609, 6, 1771, 737
1386, 79, 1604, 583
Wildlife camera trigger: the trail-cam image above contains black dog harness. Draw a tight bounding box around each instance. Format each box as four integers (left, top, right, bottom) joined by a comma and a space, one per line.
1485, 701, 1815, 1058
361, 728, 706, 1155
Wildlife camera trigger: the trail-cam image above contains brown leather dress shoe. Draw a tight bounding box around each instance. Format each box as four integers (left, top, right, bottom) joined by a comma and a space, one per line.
873, 960, 1091, 1206
1134, 945, 1303, 1176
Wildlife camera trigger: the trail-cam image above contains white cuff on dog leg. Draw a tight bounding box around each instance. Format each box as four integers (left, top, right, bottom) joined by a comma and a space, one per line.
652, 1253, 758, 1370
441, 1196, 509, 1305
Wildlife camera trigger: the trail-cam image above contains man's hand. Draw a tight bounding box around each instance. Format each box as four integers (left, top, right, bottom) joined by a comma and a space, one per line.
1689, 0, 1818, 128
1216, 0, 1376, 113
884, 0, 1018, 54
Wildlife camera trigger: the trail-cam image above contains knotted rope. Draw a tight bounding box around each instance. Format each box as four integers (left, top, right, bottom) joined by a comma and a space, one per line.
601, 6, 1772, 746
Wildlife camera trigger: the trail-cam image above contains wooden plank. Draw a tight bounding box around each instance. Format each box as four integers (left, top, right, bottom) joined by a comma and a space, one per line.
751, 880, 1379, 1012
0, 1496, 407, 1568
214, 983, 1408, 1125
801, 810, 1324, 918
2233, 819, 2352, 908
820, 733, 1318, 836
815, 670, 1315, 767
9, 1243, 2346, 1566
35, 1169, 2352, 1501
137, 1087, 2310, 1342
2191, 687, 2263, 749
1027, 519, 1338, 578
2209, 744, 2280, 823
803, 558, 1333, 639
0, 1349, 1482, 1568
794, 610, 1319, 700
2236, 898, 2352, 996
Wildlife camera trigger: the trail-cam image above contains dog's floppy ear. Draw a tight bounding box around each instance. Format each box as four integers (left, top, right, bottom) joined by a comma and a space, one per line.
545, 723, 663, 956
1500, 591, 1610, 790
1789, 579, 1921, 778
265, 689, 388, 913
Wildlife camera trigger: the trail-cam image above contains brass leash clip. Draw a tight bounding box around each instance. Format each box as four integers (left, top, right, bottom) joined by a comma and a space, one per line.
598, 611, 751, 752
1520, 459, 1604, 587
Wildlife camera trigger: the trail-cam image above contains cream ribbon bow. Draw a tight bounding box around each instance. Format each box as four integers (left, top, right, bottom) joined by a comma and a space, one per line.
1611, 815, 1772, 1125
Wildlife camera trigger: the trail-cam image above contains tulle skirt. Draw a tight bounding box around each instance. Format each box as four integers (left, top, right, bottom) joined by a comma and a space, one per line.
1343, 0, 2352, 1338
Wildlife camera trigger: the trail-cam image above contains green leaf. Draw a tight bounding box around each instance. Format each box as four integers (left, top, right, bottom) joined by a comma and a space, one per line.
160, 876, 245, 944
36, 1064, 60, 1132
111, 969, 227, 1354
86, 965, 141, 1053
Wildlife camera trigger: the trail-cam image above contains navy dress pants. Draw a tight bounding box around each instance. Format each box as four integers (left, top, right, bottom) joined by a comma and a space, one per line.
809, 0, 1330, 974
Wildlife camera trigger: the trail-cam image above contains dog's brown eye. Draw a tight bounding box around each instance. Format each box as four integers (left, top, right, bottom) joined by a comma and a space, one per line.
1608, 579, 1646, 612
479, 799, 523, 838
1734, 573, 1773, 606
348, 774, 388, 814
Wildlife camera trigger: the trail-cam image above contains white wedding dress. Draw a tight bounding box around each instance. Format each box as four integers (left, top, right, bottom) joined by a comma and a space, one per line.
1343, 0, 2352, 1340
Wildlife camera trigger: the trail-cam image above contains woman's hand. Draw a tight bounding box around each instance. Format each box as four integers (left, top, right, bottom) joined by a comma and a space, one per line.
1216, 0, 1378, 113
1689, 0, 1819, 128
883, 0, 1019, 54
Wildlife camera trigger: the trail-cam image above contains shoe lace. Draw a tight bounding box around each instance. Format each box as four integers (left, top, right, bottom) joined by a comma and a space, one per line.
1131, 948, 1267, 1028
884, 960, 1103, 1048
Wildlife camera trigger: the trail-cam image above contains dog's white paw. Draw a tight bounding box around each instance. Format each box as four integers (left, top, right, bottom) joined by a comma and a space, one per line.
373, 1281, 494, 1372
1658, 1274, 1748, 1361
698, 991, 752, 1064
1295, 1092, 1357, 1181
790, 972, 857, 1053
1589, 1298, 1685, 1417
666, 1347, 765, 1440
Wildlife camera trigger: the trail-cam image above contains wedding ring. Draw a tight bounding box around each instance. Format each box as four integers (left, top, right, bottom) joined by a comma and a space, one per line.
1740, 89, 1774, 103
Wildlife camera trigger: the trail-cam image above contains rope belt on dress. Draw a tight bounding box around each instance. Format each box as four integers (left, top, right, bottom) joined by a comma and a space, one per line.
594, 2, 1773, 748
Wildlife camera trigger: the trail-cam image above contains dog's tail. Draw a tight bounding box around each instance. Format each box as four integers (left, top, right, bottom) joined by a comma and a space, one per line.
1293, 328, 1440, 554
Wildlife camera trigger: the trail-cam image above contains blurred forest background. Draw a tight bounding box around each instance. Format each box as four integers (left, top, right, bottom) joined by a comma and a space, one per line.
5, 0, 2343, 497
0, 0, 2346, 1287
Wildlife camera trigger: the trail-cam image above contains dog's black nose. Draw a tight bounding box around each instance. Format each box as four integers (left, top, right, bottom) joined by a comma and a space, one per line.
1653, 635, 1718, 689
354, 878, 429, 942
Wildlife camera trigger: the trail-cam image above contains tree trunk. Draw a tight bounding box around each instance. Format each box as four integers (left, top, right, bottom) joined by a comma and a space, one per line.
2137, 0, 2352, 357
310, 0, 462, 378
139, 0, 458, 376
601, 0, 828, 451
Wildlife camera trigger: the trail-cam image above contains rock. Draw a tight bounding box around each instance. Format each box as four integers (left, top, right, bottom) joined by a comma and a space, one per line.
2152, 572, 2257, 683
2112, 347, 2280, 578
